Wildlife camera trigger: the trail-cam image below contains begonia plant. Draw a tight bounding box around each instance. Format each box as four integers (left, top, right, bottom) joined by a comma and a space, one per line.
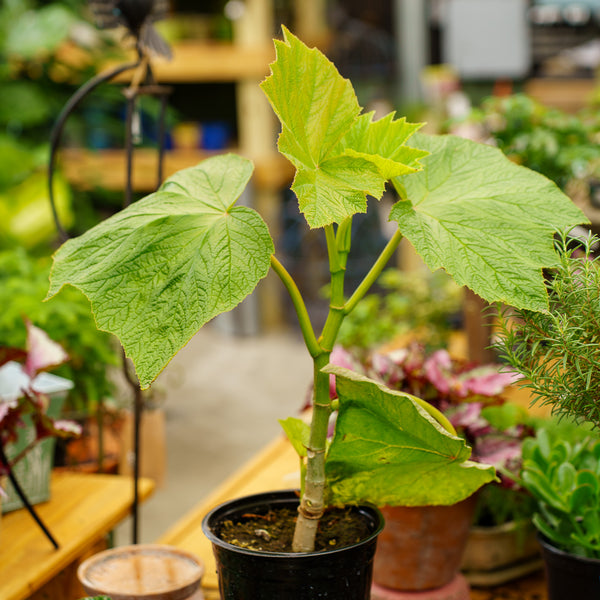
0, 319, 81, 487
47, 29, 586, 552
317, 343, 537, 525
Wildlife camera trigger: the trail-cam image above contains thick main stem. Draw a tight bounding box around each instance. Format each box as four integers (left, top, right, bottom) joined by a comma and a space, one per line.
273, 225, 406, 552
292, 351, 332, 551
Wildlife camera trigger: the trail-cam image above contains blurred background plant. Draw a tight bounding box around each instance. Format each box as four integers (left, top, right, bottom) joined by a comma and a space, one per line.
0, 319, 81, 479
0, 247, 120, 416
0, 0, 107, 249
335, 268, 464, 356
0, 0, 181, 250
450, 94, 600, 199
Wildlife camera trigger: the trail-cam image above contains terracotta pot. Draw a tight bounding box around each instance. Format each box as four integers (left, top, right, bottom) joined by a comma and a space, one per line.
373, 496, 476, 591
55, 413, 122, 474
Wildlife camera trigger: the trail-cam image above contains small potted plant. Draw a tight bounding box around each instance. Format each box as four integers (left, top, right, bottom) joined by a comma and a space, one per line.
494, 229, 600, 599
516, 425, 600, 600
325, 343, 537, 593
0, 247, 122, 474
0, 319, 81, 510
47, 30, 585, 599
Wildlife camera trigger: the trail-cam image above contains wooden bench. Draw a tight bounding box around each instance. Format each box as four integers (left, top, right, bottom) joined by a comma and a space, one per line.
0, 471, 154, 600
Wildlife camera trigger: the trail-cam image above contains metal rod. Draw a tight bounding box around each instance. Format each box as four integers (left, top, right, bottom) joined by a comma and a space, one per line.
0, 442, 59, 549
157, 92, 169, 188
121, 348, 142, 544
124, 90, 137, 207
132, 380, 143, 544
48, 60, 141, 241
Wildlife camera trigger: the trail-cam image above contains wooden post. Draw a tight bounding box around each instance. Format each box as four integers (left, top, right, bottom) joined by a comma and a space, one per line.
233, 0, 287, 331
463, 288, 495, 364
294, 0, 329, 47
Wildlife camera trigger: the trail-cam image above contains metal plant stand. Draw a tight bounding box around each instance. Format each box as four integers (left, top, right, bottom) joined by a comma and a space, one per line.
47, 29, 171, 544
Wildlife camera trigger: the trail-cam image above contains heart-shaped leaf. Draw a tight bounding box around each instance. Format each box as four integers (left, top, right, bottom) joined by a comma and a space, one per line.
48, 154, 274, 388
324, 366, 496, 506
392, 133, 588, 312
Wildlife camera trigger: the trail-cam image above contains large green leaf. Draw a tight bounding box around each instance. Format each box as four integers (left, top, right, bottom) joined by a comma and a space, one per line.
392, 133, 588, 312
47, 154, 274, 388
292, 155, 384, 227
324, 366, 497, 507
260, 27, 360, 170
261, 28, 426, 228
340, 112, 429, 179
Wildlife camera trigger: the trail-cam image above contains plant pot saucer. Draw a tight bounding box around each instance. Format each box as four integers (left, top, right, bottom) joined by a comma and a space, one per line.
371, 574, 470, 600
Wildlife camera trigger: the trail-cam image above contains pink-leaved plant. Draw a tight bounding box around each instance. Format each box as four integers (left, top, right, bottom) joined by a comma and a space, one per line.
0, 320, 81, 484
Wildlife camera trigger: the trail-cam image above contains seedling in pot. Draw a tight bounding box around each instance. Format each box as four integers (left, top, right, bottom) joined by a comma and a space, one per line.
47, 29, 586, 552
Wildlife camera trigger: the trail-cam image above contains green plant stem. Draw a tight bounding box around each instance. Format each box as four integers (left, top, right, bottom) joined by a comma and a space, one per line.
293, 351, 332, 552
270, 255, 320, 358
319, 225, 348, 351
293, 226, 406, 552
336, 218, 352, 268
293, 226, 345, 551
345, 229, 404, 315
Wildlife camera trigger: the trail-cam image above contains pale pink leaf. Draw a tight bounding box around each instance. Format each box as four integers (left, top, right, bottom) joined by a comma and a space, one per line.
24, 320, 68, 377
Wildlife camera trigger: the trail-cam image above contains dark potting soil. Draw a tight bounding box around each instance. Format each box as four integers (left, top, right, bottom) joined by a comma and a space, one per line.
217, 506, 372, 553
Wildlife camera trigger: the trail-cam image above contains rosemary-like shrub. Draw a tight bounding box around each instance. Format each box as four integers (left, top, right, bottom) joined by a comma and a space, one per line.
495, 230, 600, 429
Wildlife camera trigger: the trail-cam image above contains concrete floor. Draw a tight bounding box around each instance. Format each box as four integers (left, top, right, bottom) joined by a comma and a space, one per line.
116, 323, 312, 545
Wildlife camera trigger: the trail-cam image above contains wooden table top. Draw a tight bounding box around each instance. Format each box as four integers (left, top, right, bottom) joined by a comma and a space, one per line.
159, 435, 547, 600
0, 471, 154, 600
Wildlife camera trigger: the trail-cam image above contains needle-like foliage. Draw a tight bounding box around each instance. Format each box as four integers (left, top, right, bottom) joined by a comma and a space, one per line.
495, 230, 600, 429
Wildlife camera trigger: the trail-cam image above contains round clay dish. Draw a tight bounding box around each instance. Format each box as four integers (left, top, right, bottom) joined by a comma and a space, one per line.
77, 544, 204, 600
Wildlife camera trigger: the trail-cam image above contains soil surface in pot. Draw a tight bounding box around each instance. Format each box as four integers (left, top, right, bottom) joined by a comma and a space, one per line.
218, 506, 371, 552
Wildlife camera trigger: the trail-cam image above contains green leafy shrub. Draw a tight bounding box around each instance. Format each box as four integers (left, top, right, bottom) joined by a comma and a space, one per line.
0, 247, 119, 413
495, 230, 600, 429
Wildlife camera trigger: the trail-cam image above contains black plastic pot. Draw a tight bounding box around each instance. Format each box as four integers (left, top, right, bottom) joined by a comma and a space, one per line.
202, 490, 384, 600
538, 535, 600, 600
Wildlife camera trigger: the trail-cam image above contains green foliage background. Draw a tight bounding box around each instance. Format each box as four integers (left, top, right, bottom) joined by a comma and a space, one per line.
0, 247, 119, 413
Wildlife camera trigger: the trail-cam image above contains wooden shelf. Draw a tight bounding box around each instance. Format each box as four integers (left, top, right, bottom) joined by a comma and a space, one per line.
524, 77, 597, 113
104, 41, 276, 83
60, 147, 294, 193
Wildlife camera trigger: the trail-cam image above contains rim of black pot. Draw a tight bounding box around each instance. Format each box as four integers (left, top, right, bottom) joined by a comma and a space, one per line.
201, 489, 384, 558
537, 533, 600, 564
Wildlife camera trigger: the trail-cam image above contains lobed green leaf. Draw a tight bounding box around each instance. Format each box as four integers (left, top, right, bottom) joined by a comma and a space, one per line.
392, 133, 588, 312
261, 28, 426, 228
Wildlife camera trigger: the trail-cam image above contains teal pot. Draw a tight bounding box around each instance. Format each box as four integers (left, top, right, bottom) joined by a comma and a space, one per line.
202, 490, 384, 600
538, 535, 600, 600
